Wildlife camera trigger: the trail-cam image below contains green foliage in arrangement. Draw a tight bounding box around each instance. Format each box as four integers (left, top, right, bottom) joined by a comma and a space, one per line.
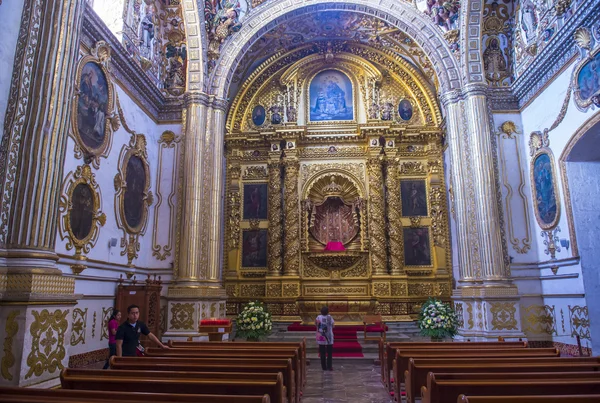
417, 297, 459, 339
235, 301, 273, 341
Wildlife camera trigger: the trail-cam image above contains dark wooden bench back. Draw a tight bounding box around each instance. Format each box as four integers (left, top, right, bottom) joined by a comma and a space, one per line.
457, 395, 600, 403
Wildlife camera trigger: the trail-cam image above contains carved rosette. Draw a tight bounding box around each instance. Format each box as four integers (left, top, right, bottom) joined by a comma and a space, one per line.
283, 158, 300, 275
268, 161, 283, 276
384, 157, 404, 275
367, 156, 387, 275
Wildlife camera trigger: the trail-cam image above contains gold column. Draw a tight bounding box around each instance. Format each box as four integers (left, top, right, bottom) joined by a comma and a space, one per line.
282, 152, 300, 276
367, 155, 388, 276
267, 153, 283, 276
384, 153, 404, 276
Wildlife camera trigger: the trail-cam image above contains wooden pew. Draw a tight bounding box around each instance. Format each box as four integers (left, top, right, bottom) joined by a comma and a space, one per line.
382, 341, 527, 387
458, 395, 600, 403
421, 373, 600, 403
0, 387, 271, 403
145, 346, 302, 397
110, 356, 297, 403
61, 368, 286, 403
167, 340, 307, 386
406, 357, 600, 403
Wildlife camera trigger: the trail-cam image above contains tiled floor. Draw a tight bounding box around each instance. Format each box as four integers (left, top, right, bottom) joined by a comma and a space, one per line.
301, 361, 394, 403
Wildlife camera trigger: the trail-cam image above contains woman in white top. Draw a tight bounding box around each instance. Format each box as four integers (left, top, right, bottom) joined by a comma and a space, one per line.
315, 306, 335, 370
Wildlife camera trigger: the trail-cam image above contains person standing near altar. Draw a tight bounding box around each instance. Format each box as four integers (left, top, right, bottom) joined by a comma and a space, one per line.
316, 306, 335, 371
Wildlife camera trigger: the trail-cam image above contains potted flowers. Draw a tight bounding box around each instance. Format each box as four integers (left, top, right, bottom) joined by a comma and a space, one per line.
235, 301, 273, 341
417, 298, 459, 341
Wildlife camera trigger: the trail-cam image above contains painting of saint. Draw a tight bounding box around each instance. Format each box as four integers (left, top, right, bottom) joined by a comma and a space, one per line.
243, 183, 267, 220
77, 62, 109, 150
532, 152, 558, 227
309, 70, 354, 122
70, 183, 94, 241
124, 155, 147, 229
252, 105, 266, 126
577, 52, 600, 101
401, 180, 428, 216
398, 99, 413, 121
403, 227, 431, 266
242, 230, 268, 267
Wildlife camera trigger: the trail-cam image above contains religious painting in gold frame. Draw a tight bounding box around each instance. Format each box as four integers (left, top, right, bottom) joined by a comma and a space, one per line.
241, 229, 268, 268
572, 27, 600, 112
530, 147, 561, 230
306, 68, 356, 125
403, 227, 433, 267
72, 41, 118, 167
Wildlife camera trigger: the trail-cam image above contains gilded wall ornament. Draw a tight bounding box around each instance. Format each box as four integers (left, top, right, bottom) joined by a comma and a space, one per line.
243, 165, 268, 180
522, 304, 557, 335
100, 307, 112, 341
407, 283, 434, 296
267, 161, 283, 275
114, 134, 153, 266
70, 308, 87, 346
25, 309, 69, 379
282, 283, 300, 297
1, 310, 20, 381
266, 283, 281, 297
240, 284, 266, 297
283, 158, 301, 275
454, 303, 464, 328
466, 302, 474, 329
367, 157, 387, 275
170, 303, 195, 330
568, 305, 591, 340
58, 164, 106, 275
400, 161, 426, 175
385, 158, 404, 275
227, 190, 241, 251
490, 302, 518, 331
71, 41, 119, 168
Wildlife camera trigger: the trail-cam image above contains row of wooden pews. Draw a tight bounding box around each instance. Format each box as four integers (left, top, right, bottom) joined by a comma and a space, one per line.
0, 339, 307, 403
380, 339, 600, 403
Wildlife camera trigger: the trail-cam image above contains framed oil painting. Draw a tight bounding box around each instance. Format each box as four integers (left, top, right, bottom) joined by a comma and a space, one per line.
252, 105, 266, 126
70, 183, 95, 241
243, 183, 268, 220
242, 230, 268, 268
573, 46, 600, 110
398, 99, 413, 121
403, 227, 432, 266
124, 154, 147, 230
309, 69, 354, 122
400, 180, 428, 217
531, 150, 560, 230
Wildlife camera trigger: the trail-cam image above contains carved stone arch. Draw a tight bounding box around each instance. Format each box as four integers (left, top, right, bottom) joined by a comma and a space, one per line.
209, 0, 462, 99
180, 0, 206, 91
460, 0, 486, 85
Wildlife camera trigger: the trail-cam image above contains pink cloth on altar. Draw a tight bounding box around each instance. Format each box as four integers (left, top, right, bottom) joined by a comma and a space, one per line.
324, 241, 346, 251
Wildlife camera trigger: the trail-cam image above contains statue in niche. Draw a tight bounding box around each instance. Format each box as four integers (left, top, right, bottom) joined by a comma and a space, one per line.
519, 0, 538, 44
270, 104, 282, 125
380, 100, 394, 121
286, 104, 297, 122
368, 102, 380, 120
164, 43, 187, 94
483, 36, 509, 85
139, 4, 156, 59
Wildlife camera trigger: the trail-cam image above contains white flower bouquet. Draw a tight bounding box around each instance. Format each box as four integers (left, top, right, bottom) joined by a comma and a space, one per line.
417, 297, 459, 339
235, 301, 273, 341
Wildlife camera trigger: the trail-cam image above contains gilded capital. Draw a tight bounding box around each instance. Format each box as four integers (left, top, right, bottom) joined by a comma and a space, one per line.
184, 91, 210, 107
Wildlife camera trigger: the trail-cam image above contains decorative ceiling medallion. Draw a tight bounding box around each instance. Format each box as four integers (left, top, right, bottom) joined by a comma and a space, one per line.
72, 41, 119, 169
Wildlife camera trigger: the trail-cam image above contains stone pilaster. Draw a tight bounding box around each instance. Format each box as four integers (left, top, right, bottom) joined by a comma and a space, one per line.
384, 153, 404, 276
442, 87, 523, 339
267, 154, 283, 277
282, 153, 300, 276
0, 0, 85, 387
367, 154, 388, 276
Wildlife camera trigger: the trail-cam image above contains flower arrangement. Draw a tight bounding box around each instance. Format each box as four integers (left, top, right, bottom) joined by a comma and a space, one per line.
235, 301, 273, 341
417, 298, 459, 339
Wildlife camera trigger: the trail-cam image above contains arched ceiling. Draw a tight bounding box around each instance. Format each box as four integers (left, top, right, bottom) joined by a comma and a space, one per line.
227, 11, 438, 100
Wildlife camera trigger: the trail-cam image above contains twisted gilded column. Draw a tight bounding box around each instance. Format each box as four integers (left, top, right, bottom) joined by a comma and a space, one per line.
384, 154, 404, 276
267, 155, 283, 276
282, 153, 300, 276
367, 155, 388, 276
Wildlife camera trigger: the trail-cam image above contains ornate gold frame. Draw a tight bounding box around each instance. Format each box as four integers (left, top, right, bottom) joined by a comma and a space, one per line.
239, 229, 269, 270
114, 134, 153, 265
530, 146, 561, 231
240, 180, 269, 222
58, 164, 106, 274
304, 66, 359, 125
72, 41, 119, 168
572, 28, 600, 112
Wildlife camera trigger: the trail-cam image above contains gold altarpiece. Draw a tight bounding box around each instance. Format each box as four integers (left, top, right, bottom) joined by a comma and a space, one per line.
223, 44, 451, 322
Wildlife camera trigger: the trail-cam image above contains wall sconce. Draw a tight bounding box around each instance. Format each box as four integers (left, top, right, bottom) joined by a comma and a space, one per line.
560, 238, 570, 250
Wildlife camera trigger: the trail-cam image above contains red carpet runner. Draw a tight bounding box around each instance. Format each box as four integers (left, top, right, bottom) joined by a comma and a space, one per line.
287, 323, 365, 357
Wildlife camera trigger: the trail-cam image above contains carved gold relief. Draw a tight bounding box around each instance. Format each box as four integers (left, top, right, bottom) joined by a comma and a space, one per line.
568, 305, 590, 340
240, 284, 266, 297
70, 308, 87, 346
114, 134, 153, 266
267, 283, 281, 297
340, 262, 369, 278
367, 156, 387, 275
243, 166, 268, 180
170, 303, 195, 330
490, 302, 518, 331
227, 190, 241, 251
304, 286, 368, 296
390, 282, 407, 296
408, 283, 434, 296
283, 283, 300, 298
283, 157, 300, 275
429, 186, 448, 248
71, 41, 119, 168
522, 305, 557, 335
302, 257, 331, 278
25, 309, 69, 379
466, 302, 474, 329
1, 310, 19, 381
400, 161, 426, 175
58, 165, 106, 274
267, 160, 283, 275
454, 303, 464, 328
225, 284, 238, 297
100, 307, 112, 341
373, 282, 391, 297
385, 157, 404, 275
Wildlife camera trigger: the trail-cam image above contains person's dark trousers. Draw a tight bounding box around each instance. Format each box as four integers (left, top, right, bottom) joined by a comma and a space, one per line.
319, 344, 333, 370
103, 343, 116, 369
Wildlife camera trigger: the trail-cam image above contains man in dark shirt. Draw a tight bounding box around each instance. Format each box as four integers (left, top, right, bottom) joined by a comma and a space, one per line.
116, 304, 168, 357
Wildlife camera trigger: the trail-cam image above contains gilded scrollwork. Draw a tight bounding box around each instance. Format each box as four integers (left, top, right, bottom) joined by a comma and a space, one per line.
568, 305, 591, 340
400, 161, 426, 175
100, 307, 112, 341
58, 165, 106, 274
466, 302, 474, 329
367, 156, 387, 275
390, 282, 407, 296
1, 310, 20, 381
283, 157, 300, 275
25, 309, 69, 379
170, 303, 195, 330
408, 283, 434, 296
283, 283, 300, 297
267, 283, 281, 297
429, 186, 448, 247
240, 284, 266, 297
268, 161, 283, 275
70, 308, 87, 346
385, 157, 404, 275
522, 305, 557, 335
243, 165, 268, 180
373, 282, 391, 297
490, 302, 518, 331
227, 190, 241, 251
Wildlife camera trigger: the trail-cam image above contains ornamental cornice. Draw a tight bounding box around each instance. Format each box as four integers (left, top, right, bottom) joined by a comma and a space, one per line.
439, 90, 463, 106
463, 83, 488, 98
184, 92, 210, 107
81, 7, 183, 122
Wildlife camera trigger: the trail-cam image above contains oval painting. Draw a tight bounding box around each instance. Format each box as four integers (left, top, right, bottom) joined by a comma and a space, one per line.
252, 105, 266, 126
124, 155, 147, 230
77, 62, 109, 150
532, 152, 558, 227
70, 183, 94, 241
398, 99, 413, 121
